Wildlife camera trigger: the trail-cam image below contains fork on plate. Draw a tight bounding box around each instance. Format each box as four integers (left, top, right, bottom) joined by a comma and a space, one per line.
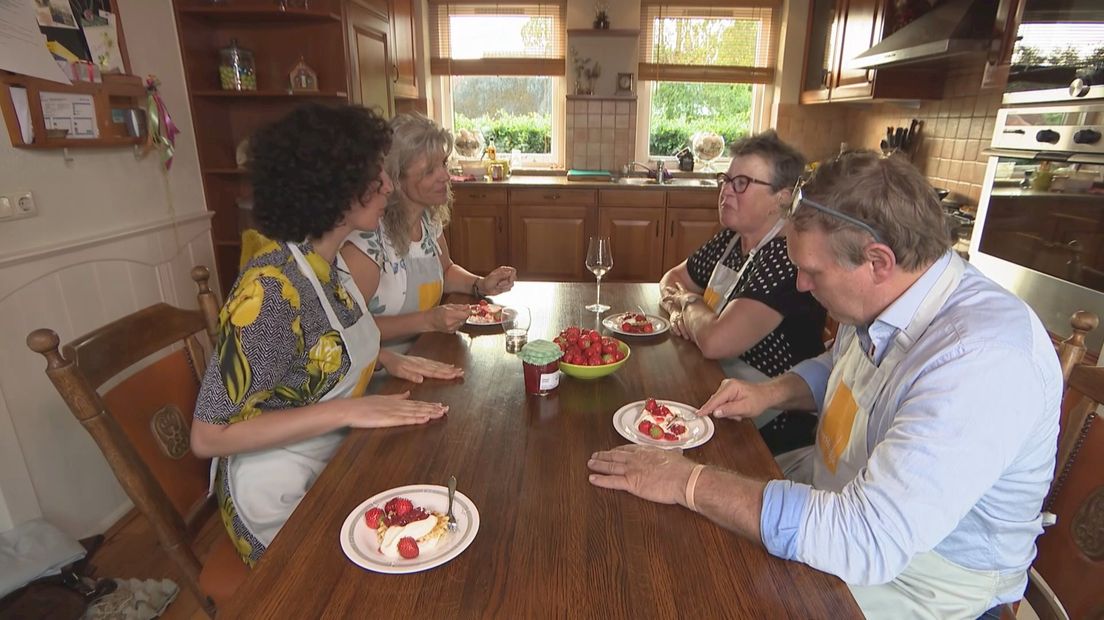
446, 475, 458, 532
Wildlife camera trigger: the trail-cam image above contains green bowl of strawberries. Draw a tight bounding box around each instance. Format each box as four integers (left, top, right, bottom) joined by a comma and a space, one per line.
554, 326, 631, 380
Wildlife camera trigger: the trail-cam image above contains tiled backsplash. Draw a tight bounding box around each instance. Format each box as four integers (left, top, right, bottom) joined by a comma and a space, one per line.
778, 61, 1004, 206
565, 97, 637, 171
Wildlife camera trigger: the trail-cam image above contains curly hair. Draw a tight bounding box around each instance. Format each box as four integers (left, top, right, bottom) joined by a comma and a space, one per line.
250, 103, 391, 241
382, 113, 453, 256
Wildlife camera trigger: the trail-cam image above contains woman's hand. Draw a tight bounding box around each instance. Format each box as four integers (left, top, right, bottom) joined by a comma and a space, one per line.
343, 391, 448, 428
380, 351, 464, 384
669, 310, 692, 340
477, 266, 517, 295
427, 304, 471, 333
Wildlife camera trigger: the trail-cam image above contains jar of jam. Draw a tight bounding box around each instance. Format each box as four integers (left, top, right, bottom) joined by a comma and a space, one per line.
519, 340, 563, 396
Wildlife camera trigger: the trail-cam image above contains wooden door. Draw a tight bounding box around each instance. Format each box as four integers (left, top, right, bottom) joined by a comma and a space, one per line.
509, 205, 596, 281
346, 1, 393, 116
664, 209, 724, 273
830, 0, 882, 100
450, 203, 510, 276
389, 0, 418, 98
598, 207, 665, 282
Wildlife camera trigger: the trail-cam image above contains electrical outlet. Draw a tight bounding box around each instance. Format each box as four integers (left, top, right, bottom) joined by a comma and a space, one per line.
15, 192, 36, 216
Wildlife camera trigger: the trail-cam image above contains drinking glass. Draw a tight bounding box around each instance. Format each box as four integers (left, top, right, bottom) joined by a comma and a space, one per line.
502, 306, 531, 353
585, 236, 613, 313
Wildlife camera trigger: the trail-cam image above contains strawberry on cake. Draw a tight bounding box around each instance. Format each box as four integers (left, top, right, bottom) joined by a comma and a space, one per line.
614, 312, 655, 334
468, 299, 503, 324
634, 398, 689, 442
364, 496, 450, 559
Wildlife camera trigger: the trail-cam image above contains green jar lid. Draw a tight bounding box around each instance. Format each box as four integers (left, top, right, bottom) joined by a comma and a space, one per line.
519, 339, 563, 365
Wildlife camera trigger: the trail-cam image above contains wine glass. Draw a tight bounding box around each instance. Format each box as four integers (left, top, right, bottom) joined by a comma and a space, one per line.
585, 236, 613, 313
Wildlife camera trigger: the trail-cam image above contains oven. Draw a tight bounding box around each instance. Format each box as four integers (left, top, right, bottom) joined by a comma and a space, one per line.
970, 103, 1104, 351
1003, 0, 1104, 105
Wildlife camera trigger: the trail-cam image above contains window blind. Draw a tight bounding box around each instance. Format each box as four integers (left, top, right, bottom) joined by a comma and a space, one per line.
639, 0, 780, 84
428, 0, 566, 76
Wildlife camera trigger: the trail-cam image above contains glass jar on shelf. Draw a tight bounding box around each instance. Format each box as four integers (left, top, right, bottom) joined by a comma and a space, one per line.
219, 39, 257, 91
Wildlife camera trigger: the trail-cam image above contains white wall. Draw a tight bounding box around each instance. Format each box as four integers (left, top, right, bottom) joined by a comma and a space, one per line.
0, 0, 214, 539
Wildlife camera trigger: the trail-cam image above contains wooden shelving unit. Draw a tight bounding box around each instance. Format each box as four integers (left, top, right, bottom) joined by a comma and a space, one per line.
172, 0, 351, 296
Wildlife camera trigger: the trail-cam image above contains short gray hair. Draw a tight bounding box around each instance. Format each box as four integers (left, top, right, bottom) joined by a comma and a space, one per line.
729, 130, 806, 191
382, 113, 453, 255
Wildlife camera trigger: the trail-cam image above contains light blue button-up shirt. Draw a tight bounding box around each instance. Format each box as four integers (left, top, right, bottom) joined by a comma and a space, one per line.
759, 252, 1063, 605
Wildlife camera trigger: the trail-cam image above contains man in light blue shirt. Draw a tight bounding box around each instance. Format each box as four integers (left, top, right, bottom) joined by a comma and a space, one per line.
588, 151, 1062, 619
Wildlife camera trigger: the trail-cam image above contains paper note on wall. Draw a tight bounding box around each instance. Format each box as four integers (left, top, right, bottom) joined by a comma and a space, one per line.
40, 91, 97, 138
0, 0, 72, 84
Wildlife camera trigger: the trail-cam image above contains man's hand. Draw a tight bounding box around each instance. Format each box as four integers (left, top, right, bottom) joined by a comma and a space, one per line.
697, 378, 772, 420
587, 445, 696, 506
479, 266, 517, 295
427, 304, 471, 333
380, 352, 464, 383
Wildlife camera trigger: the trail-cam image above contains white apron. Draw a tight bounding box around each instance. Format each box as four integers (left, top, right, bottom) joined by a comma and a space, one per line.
813, 254, 1019, 619
224, 243, 380, 548
701, 221, 785, 428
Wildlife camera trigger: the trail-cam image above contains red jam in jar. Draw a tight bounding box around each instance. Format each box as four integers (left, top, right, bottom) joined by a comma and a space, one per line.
518, 340, 563, 396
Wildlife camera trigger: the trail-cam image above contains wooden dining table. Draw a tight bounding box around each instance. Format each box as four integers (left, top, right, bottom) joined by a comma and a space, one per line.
220, 282, 862, 618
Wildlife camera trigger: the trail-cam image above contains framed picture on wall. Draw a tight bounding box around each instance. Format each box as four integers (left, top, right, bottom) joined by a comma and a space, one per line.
616, 72, 634, 96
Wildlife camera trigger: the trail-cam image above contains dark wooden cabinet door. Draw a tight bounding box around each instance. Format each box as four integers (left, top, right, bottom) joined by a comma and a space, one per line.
663, 209, 724, 273
599, 207, 665, 283
830, 0, 882, 100
389, 0, 418, 98
449, 203, 509, 276
346, 1, 393, 116
800, 0, 840, 104
509, 205, 596, 281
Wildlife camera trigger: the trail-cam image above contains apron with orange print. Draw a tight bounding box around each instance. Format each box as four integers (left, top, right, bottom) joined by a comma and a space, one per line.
813, 254, 1018, 618
224, 243, 380, 548
700, 220, 785, 427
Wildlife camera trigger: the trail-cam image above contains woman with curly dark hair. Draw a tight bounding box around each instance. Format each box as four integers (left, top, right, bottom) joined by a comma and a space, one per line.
191, 103, 461, 566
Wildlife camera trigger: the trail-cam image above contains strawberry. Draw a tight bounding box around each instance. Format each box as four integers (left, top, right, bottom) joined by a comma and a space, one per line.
663, 432, 677, 441
397, 537, 420, 559
386, 497, 413, 519
670, 424, 687, 435
658, 406, 672, 418
638, 420, 652, 434
364, 507, 383, 529
649, 425, 664, 439
478, 299, 488, 306
644, 398, 657, 412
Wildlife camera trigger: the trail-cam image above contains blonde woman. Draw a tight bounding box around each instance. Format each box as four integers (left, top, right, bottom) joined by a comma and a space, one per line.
340, 114, 516, 351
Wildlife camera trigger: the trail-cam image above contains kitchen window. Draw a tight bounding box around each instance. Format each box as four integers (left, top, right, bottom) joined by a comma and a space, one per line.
636, 0, 779, 167
429, 0, 566, 168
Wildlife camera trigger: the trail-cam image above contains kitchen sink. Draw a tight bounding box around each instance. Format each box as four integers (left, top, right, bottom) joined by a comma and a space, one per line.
614, 177, 718, 187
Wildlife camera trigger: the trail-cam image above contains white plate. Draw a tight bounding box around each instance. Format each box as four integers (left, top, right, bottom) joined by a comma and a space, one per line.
465, 305, 504, 326
339, 484, 479, 574
602, 312, 670, 337
612, 400, 714, 450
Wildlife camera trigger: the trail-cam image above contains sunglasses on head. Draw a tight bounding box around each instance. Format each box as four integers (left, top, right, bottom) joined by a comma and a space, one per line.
784, 182, 887, 245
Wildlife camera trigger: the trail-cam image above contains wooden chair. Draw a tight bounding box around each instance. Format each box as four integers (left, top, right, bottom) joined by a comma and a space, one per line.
998, 311, 1101, 620
26, 266, 245, 618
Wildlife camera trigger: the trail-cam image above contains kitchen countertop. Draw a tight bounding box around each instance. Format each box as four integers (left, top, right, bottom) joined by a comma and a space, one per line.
452, 174, 718, 191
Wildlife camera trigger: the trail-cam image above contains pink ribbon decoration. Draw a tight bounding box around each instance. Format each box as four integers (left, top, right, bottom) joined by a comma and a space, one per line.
145, 75, 180, 170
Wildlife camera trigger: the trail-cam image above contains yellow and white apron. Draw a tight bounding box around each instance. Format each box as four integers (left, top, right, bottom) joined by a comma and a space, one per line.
701, 220, 785, 427
813, 253, 1019, 619
223, 243, 380, 548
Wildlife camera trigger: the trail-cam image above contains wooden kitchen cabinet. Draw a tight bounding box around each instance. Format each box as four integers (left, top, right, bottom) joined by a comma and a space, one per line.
448, 187, 510, 275
800, 0, 943, 104
346, 1, 393, 116
663, 209, 724, 273
509, 188, 597, 281
389, 0, 418, 99
597, 189, 666, 282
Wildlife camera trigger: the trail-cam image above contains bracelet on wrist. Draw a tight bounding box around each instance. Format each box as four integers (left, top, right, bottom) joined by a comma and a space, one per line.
685, 464, 707, 512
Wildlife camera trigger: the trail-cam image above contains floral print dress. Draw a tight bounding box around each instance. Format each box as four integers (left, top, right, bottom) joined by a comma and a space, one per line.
194, 232, 362, 565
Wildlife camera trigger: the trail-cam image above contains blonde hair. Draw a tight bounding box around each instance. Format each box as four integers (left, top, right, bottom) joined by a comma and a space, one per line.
382, 113, 454, 255
789, 151, 951, 271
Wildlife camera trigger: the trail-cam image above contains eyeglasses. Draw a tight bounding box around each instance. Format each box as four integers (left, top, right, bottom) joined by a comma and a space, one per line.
715, 173, 774, 194
786, 185, 887, 245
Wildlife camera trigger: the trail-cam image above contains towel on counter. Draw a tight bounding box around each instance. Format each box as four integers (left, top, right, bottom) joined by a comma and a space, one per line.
567, 169, 612, 182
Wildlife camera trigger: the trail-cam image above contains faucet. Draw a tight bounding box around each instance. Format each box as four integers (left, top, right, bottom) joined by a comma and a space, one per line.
623, 161, 669, 184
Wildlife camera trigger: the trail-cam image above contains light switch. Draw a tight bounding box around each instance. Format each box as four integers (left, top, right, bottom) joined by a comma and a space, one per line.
0, 196, 12, 219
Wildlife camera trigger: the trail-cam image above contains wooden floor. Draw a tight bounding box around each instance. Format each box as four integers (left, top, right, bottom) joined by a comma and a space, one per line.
87, 510, 224, 620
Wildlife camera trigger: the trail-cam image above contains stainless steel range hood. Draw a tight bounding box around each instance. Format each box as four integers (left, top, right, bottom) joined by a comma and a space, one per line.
849, 0, 999, 70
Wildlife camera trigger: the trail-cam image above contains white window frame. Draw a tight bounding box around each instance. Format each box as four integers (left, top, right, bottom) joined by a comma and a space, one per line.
434, 75, 566, 170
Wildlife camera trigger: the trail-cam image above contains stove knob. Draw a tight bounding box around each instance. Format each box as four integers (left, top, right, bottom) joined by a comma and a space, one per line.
1035, 129, 1061, 144
1073, 129, 1101, 144
1069, 78, 1090, 98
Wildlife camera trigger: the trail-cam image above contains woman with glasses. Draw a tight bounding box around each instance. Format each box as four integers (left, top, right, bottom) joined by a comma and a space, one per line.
340, 114, 517, 354
191, 104, 458, 566
659, 130, 826, 454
